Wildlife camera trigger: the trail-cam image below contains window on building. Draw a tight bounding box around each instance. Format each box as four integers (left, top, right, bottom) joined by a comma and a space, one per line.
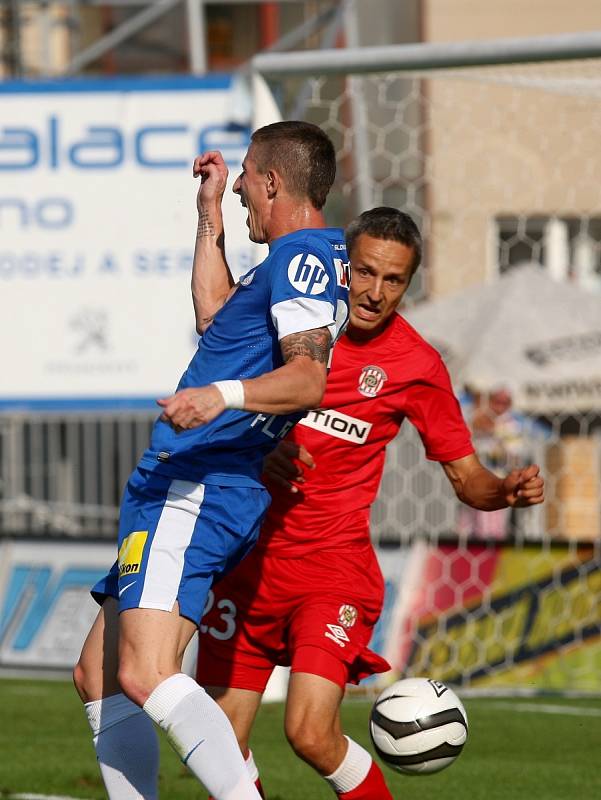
496, 215, 601, 289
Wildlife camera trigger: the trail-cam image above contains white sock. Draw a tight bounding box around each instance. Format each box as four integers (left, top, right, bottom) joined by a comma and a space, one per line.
324, 736, 373, 794
143, 673, 261, 800
85, 693, 159, 800
245, 749, 260, 783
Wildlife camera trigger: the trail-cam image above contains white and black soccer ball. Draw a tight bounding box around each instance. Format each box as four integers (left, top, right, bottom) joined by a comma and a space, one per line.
369, 677, 468, 775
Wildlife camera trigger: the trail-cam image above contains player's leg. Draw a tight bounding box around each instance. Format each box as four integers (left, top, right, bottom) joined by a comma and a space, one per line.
205, 687, 266, 799
73, 597, 160, 800
206, 686, 263, 756
197, 546, 286, 798
73, 468, 166, 799
283, 545, 392, 799
73, 595, 120, 702
284, 668, 392, 800
284, 669, 346, 771
117, 603, 261, 800
113, 477, 268, 800
76, 472, 266, 800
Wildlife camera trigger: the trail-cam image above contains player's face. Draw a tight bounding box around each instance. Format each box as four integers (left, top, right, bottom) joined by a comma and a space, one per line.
347, 234, 415, 340
233, 146, 270, 244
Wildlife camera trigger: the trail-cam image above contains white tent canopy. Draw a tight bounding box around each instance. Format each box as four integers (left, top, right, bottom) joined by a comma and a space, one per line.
403, 264, 601, 414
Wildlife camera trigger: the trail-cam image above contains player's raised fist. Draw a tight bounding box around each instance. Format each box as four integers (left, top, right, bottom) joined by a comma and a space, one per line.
193, 151, 229, 209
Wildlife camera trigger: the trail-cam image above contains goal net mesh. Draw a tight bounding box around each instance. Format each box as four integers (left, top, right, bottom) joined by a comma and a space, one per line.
265, 57, 601, 693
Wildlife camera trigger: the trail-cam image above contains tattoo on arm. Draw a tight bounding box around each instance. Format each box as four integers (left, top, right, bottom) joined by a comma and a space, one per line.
281, 328, 331, 364
197, 208, 216, 238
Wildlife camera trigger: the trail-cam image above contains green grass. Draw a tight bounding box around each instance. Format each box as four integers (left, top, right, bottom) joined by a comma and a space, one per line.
0, 679, 599, 799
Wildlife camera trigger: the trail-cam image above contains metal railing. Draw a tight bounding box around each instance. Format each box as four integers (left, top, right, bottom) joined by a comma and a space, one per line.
0, 411, 155, 536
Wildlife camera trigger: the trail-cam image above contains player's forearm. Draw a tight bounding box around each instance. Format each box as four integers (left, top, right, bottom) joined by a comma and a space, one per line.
443, 455, 510, 511
241, 358, 327, 414
454, 467, 508, 510
160, 361, 326, 432
192, 202, 234, 334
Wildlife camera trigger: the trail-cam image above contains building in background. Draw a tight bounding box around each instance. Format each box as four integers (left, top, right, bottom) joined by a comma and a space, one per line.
3, 2, 600, 294
421, 0, 601, 296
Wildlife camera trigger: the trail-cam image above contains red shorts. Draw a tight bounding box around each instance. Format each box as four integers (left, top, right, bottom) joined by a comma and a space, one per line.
196, 544, 390, 692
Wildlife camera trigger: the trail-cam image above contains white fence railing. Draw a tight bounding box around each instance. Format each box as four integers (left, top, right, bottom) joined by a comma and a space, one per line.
0, 412, 155, 536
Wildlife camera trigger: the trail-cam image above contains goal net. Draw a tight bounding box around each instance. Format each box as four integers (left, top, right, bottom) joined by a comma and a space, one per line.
254, 53, 601, 694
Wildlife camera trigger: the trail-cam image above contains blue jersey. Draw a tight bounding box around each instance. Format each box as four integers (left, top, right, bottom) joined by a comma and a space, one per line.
139, 227, 350, 488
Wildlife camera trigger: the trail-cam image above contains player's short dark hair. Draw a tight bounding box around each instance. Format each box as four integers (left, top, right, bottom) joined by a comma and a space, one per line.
250, 121, 336, 210
346, 207, 423, 274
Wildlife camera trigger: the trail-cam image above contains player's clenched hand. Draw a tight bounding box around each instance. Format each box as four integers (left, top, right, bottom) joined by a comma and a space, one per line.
157, 386, 225, 432
193, 151, 228, 210
502, 464, 545, 507
263, 440, 315, 493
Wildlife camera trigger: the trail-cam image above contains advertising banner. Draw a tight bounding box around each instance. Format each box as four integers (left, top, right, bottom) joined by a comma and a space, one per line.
3, 537, 599, 687
0, 539, 114, 671
0, 76, 255, 408
391, 542, 601, 692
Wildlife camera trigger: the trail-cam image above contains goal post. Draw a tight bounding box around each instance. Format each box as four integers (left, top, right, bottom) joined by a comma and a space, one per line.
251, 33, 601, 695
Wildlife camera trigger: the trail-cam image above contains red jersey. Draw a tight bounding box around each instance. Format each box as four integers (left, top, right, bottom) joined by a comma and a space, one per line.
259, 313, 474, 555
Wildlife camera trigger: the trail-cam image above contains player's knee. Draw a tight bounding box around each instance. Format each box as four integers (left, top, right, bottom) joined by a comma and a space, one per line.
115, 659, 148, 708
117, 648, 175, 708
72, 659, 90, 702
73, 653, 108, 704
285, 717, 332, 766
73, 640, 121, 704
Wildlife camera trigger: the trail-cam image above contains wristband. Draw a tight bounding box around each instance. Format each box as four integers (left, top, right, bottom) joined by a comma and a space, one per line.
212, 380, 245, 410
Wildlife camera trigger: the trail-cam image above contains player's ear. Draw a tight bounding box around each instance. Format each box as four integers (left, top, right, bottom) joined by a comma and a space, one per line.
265, 169, 280, 199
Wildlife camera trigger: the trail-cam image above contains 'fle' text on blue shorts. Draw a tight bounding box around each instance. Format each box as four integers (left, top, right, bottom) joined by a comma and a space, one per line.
91, 467, 271, 625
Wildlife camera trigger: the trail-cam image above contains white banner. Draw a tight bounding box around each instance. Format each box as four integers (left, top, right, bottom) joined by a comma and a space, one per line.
0, 76, 258, 407
0, 539, 114, 670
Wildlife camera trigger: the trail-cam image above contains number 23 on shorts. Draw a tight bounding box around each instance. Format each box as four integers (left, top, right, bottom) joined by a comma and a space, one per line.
200, 589, 237, 640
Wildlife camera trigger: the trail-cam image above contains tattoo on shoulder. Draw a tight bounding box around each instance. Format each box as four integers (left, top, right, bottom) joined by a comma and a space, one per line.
197, 208, 216, 238
281, 328, 331, 364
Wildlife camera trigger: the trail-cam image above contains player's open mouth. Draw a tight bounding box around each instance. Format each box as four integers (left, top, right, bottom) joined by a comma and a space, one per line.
355, 304, 381, 320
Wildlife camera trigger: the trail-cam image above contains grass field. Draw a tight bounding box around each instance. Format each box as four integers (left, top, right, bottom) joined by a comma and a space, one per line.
0, 678, 599, 799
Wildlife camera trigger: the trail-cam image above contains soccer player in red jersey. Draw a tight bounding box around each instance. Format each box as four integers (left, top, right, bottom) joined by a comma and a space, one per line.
198, 207, 545, 800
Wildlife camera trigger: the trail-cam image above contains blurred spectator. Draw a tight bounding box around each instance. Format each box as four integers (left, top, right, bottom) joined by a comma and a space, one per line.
458, 384, 549, 539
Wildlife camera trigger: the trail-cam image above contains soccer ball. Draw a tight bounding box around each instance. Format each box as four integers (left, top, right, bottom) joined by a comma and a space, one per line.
369, 677, 468, 775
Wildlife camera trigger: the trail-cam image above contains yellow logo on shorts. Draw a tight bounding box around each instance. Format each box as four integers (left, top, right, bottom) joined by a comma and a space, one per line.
118, 531, 148, 576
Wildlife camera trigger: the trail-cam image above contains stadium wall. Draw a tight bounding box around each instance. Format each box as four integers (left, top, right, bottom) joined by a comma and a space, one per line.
1, 537, 599, 696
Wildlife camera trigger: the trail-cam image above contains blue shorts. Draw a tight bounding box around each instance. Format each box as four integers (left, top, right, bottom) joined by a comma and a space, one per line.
91, 467, 270, 625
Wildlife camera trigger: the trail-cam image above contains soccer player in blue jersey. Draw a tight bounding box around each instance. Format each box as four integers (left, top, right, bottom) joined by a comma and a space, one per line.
73, 121, 350, 800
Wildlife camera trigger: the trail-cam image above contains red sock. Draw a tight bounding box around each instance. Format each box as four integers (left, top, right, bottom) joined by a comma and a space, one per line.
208, 778, 265, 800
337, 760, 393, 800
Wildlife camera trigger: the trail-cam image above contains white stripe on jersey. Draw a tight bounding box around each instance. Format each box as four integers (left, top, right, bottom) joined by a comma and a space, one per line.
139, 480, 205, 611
271, 297, 334, 340
299, 409, 372, 444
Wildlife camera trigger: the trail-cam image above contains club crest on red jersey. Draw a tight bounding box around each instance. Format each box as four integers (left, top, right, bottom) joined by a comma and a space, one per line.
338, 604, 358, 628
358, 365, 388, 397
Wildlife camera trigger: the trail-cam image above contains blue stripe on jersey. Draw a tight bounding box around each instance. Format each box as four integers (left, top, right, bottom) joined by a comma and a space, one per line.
139, 228, 349, 487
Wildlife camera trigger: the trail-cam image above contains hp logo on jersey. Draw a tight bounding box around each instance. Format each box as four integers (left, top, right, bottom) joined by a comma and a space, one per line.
288, 253, 330, 295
